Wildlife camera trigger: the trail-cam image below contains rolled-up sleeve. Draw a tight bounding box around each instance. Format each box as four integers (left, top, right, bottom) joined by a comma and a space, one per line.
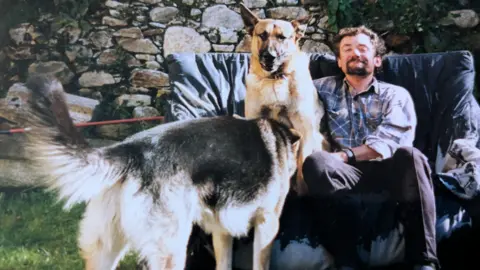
364, 87, 417, 159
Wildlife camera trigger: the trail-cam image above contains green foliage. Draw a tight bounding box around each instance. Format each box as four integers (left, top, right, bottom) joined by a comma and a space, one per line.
326, 0, 477, 53
0, 189, 138, 269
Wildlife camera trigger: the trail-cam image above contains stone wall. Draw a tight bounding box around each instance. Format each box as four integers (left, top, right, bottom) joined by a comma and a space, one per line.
0, 0, 479, 140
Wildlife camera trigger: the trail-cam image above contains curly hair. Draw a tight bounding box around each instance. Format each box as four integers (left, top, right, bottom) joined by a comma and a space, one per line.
332, 25, 387, 58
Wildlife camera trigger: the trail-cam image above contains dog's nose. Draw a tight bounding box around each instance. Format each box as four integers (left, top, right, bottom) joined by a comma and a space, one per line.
261, 49, 276, 60
266, 47, 278, 58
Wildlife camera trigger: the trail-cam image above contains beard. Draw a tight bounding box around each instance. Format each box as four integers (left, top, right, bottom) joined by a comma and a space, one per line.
346, 58, 372, 76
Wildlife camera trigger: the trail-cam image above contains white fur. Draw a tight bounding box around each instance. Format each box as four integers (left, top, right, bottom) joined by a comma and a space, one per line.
32, 123, 295, 270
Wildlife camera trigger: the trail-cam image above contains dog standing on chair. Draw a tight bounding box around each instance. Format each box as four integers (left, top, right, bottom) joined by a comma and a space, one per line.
17, 74, 302, 270
239, 3, 359, 196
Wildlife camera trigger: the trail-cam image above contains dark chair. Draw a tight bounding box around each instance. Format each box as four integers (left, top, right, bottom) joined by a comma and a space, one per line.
163, 51, 480, 269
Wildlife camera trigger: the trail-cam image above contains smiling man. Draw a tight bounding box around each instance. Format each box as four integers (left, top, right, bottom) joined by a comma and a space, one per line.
302, 26, 439, 270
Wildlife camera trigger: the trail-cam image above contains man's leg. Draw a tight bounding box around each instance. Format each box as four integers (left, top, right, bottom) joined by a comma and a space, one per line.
302, 150, 387, 269
302, 147, 438, 269
388, 147, 438, 269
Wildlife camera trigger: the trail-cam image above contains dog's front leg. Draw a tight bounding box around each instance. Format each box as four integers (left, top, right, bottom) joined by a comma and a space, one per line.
289, 111, 321, 196
212, 232, 233, 270
252, 211, 279, 270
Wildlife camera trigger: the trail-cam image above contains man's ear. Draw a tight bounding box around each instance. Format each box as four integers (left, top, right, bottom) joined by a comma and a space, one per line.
373, 55, 382, 68
291, 15, 311, 40
239, 3, 259, 36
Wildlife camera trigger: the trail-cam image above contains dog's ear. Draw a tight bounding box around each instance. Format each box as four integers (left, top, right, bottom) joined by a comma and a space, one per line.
239, 3, 259, 35
289, 128, 302, 152
291, 15, 311, 40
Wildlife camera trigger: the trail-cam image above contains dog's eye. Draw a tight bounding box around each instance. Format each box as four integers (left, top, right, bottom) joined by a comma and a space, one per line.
258, 32, 268, 40
277, 34, 286, 40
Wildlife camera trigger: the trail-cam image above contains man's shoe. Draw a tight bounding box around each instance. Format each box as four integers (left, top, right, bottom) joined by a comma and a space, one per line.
413, 264, 436, 270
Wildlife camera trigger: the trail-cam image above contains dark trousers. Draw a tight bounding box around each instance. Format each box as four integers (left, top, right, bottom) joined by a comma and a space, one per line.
302, 146, 438, 268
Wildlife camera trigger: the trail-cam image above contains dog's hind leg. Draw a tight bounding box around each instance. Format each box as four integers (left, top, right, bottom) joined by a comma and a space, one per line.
212, 232, 233, 270
252, 210, 281, 270
79, 198, 129, 270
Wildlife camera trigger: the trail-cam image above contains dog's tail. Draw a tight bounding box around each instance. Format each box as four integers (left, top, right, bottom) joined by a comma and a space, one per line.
23, 75, 125, 209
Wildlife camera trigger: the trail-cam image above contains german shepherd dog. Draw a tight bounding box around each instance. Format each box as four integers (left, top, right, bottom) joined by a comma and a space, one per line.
18, 75, 302, 270
239, 3, 360, 196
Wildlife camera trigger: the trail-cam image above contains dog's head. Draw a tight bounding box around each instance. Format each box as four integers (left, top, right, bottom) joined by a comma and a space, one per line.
240, 3, 309, 75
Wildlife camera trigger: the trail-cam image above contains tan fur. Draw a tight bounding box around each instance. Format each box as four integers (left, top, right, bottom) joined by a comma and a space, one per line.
240, 3, 329, 196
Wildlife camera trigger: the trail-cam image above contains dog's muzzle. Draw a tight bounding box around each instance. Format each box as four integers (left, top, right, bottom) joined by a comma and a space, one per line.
259, 48, 281, 72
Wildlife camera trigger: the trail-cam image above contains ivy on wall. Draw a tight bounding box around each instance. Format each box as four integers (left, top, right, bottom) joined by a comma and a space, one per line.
326, 0, 479, 54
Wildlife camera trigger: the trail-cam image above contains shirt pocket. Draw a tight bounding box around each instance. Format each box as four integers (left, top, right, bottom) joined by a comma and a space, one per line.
364, 98, 383, 128
326, 107, 349, 133
366, 110, 383, 128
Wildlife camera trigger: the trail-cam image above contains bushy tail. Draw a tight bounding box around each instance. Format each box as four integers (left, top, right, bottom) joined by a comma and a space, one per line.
23, 75, 125, 209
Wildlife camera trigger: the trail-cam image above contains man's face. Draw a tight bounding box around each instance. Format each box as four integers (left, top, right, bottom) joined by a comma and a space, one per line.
337, 33, 382, 77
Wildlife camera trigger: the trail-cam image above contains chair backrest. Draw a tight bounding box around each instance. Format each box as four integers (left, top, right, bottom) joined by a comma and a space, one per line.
164, 51, 480, 167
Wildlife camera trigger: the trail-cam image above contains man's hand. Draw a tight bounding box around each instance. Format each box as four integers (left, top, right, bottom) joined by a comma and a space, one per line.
331, 151, 347, 162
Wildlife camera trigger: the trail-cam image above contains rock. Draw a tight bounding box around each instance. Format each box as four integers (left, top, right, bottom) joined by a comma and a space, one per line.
139, 0, 163, 4
301, 40, 332, 54
95, 123, 133, 140
219, 27, 239, 43
89, 31, 114, 49
136, 54, 156, 61
115, 94, 151, 107
317, 15, 329, 30
243, 0, 268, 8
266, 7, 309, 20
118, 38, 160, 54
129, 86, 151, 94
149, 22, 167, 28
163, 26, 211, 57
133, 106, 160, 118
28, 61, 75, 85
79, 71, 116, 87
145, 61, 161, 69
191, 9, 202, 17
5, 82, 99, 123
96, 49, 141, 67
105, 0, 129, 9
449, 9, 479, 28
276, 0, 297, 5
311, 33, 325, 41
143, 28, 164, 37
4, 46, 35, 60
102, 16, 128, 27
113, 27, 144, 39
130, 68, 170, 88
65, 45, 93, 62
150, 7, 180, 23
371, 19, 395, 32
213, 44, 235, 52
385, 34, 411, 48
202, 5, 244, 30
9, 23, 43, 46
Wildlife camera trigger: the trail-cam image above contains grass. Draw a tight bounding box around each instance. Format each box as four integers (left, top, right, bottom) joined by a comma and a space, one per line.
0, 188, 138, 270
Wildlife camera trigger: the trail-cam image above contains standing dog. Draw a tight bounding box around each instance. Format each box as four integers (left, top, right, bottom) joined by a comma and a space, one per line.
239, 3, 332, 195
20, 75, 301, 270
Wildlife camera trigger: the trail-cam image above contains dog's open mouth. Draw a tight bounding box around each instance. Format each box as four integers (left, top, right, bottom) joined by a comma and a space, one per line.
260, 55, 283, 73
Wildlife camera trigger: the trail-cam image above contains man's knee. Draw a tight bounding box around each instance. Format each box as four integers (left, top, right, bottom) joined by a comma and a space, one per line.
392, 146, 434, 199
394, 146, 423, 160
302, 151, 338, 195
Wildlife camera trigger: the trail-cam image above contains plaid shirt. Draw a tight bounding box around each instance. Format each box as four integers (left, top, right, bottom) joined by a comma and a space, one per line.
314, 75, 417, 159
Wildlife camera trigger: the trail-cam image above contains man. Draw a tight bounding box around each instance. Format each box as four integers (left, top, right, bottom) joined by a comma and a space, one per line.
302, 26, 438, 270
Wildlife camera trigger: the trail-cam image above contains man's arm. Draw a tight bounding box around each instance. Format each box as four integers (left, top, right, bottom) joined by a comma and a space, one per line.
334, 86, 417, 162
333, 144, 381, 162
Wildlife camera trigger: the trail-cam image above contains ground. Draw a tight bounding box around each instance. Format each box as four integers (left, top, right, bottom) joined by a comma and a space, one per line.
0, 187, 138, 270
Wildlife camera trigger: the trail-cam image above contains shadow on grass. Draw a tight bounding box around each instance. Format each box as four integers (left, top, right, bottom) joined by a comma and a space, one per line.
0, 188, 138, 270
